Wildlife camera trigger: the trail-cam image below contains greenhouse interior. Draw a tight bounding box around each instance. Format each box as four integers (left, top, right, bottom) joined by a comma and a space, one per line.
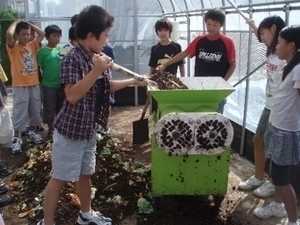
0, 0, 300, 224
1, 0, 300, 136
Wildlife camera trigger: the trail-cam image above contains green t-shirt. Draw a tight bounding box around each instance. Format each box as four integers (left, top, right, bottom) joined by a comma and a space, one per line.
37, 46, 61, 88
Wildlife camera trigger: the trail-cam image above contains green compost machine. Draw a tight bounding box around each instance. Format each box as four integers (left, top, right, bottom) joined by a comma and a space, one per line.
148, 77, 235, 198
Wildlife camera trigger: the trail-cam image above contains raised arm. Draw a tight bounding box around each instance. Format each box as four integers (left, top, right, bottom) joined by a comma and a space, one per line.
6, 20, 19, 48
29, 22, 45, 44
247, 19, 258, 38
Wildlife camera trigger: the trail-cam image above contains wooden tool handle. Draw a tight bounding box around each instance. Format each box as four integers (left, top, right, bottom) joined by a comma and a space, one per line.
140, 95, 151, 120
111, 63, 144, 82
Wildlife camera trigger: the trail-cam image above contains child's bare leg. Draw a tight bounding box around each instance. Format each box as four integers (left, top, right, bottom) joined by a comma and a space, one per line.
76, 174, 92, 212
43, 177, 66, 225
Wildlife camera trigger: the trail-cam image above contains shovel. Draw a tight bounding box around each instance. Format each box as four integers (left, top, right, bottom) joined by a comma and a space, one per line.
110, 62, 155, 144
132, 95, 151, 144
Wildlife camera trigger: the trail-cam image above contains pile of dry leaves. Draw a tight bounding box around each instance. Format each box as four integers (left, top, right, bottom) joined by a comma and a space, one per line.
149, 72, 188, 90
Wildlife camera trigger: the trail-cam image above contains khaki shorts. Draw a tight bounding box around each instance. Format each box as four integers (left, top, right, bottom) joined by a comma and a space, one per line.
51, 129, 97, 181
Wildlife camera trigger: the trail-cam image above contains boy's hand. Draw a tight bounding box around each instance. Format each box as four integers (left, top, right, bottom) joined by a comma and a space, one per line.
134, 75, 149, 87
92, 54, 112, 73
156, 64, 166, 73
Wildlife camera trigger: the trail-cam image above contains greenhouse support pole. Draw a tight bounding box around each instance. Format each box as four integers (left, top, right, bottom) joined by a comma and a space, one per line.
284, 4, 291, 25
186, 14, 191, 77
239, 6, 253, 156
24, 0, 29, 20
133, 0, 139, 106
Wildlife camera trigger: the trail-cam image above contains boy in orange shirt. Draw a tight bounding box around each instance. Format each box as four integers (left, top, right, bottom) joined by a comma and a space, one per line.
6, 20, 45, 154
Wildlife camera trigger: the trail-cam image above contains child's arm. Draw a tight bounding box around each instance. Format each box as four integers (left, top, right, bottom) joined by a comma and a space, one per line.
6, 20, 19, 48
64, 54, 112, 104
247, 19, 258, 38
179, 64, 185, 77
157, 51, 188, 72
149, 67, 155, 76
110, 76, 148, 92
29, 22, 45, 44
223, 61, 236, 81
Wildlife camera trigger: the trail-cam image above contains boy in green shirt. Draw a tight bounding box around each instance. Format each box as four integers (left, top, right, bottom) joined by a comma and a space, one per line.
37, 24, 64, 137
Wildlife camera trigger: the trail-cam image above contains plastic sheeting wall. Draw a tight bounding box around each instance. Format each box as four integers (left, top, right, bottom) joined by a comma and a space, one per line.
19, 0, 300, 133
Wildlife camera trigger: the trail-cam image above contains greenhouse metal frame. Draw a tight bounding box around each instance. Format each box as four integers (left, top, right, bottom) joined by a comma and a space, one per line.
3, 0, 300, 154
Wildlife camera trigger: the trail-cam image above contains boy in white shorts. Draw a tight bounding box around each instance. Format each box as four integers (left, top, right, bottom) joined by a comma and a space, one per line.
37, 5, 149, 225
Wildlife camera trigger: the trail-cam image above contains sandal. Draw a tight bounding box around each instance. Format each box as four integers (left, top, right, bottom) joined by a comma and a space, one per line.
0, 180, 8, 195
0, 194, 11, 208
0, 161, 13, 177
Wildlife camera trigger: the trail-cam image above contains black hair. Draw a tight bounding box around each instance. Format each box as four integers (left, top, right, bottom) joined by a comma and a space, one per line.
44, 24, 62, 37
70, 14, 79, 26
280, 26, 300, 81
155, 18, 173, 36
68, 26, 77, 41
75, 5, 114, 40
204, 8, 226, 27
257, 15, 286, 56
15, 21, 30, 35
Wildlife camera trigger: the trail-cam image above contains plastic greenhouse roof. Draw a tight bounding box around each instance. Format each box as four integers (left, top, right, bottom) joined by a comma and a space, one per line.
153, 0, 299, 15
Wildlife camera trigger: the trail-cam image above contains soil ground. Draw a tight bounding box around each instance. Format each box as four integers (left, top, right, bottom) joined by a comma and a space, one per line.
0, 89, 299, 224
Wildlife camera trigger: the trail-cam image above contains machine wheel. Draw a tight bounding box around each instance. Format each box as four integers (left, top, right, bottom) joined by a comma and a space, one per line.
153, 196, 163, 210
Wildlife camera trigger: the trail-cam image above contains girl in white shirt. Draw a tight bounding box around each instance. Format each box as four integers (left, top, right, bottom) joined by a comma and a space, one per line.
239, 16, 286, 198
254, 25, 300, 225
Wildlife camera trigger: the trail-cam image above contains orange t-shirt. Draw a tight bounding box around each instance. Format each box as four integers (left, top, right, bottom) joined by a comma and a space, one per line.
6, 40, 40, 87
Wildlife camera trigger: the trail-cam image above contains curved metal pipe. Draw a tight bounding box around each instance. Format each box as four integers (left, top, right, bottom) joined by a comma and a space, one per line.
169, 0, 176, 15
157, 0, 165, 15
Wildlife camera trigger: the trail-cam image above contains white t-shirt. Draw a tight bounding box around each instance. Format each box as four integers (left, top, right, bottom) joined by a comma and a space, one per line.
265, 54, 286, 109
270, 64, 300, 131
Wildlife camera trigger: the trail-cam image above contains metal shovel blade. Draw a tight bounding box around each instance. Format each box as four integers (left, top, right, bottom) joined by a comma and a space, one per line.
132, 118, 149, 145
132, 95, 151, 145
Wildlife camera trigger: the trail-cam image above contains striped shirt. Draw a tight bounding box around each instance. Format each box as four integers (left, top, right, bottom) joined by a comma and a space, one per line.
54, 44, 97, 141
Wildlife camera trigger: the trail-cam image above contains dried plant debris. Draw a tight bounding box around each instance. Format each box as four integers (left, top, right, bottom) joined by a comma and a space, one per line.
149, 72, 188, 90
8, 134, 238, 225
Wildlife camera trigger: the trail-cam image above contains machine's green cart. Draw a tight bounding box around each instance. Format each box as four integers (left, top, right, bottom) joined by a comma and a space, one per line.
149, 77, 235, 197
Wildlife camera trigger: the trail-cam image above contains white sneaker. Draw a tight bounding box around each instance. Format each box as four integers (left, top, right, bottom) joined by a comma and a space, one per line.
253, 180, 275, 197
11, 137, 22, 154
288, 219, 300, 225
238, 175, 264, 190
253, 201, 287, 219
27, 131, 43, 144
77, 210, 112, 225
